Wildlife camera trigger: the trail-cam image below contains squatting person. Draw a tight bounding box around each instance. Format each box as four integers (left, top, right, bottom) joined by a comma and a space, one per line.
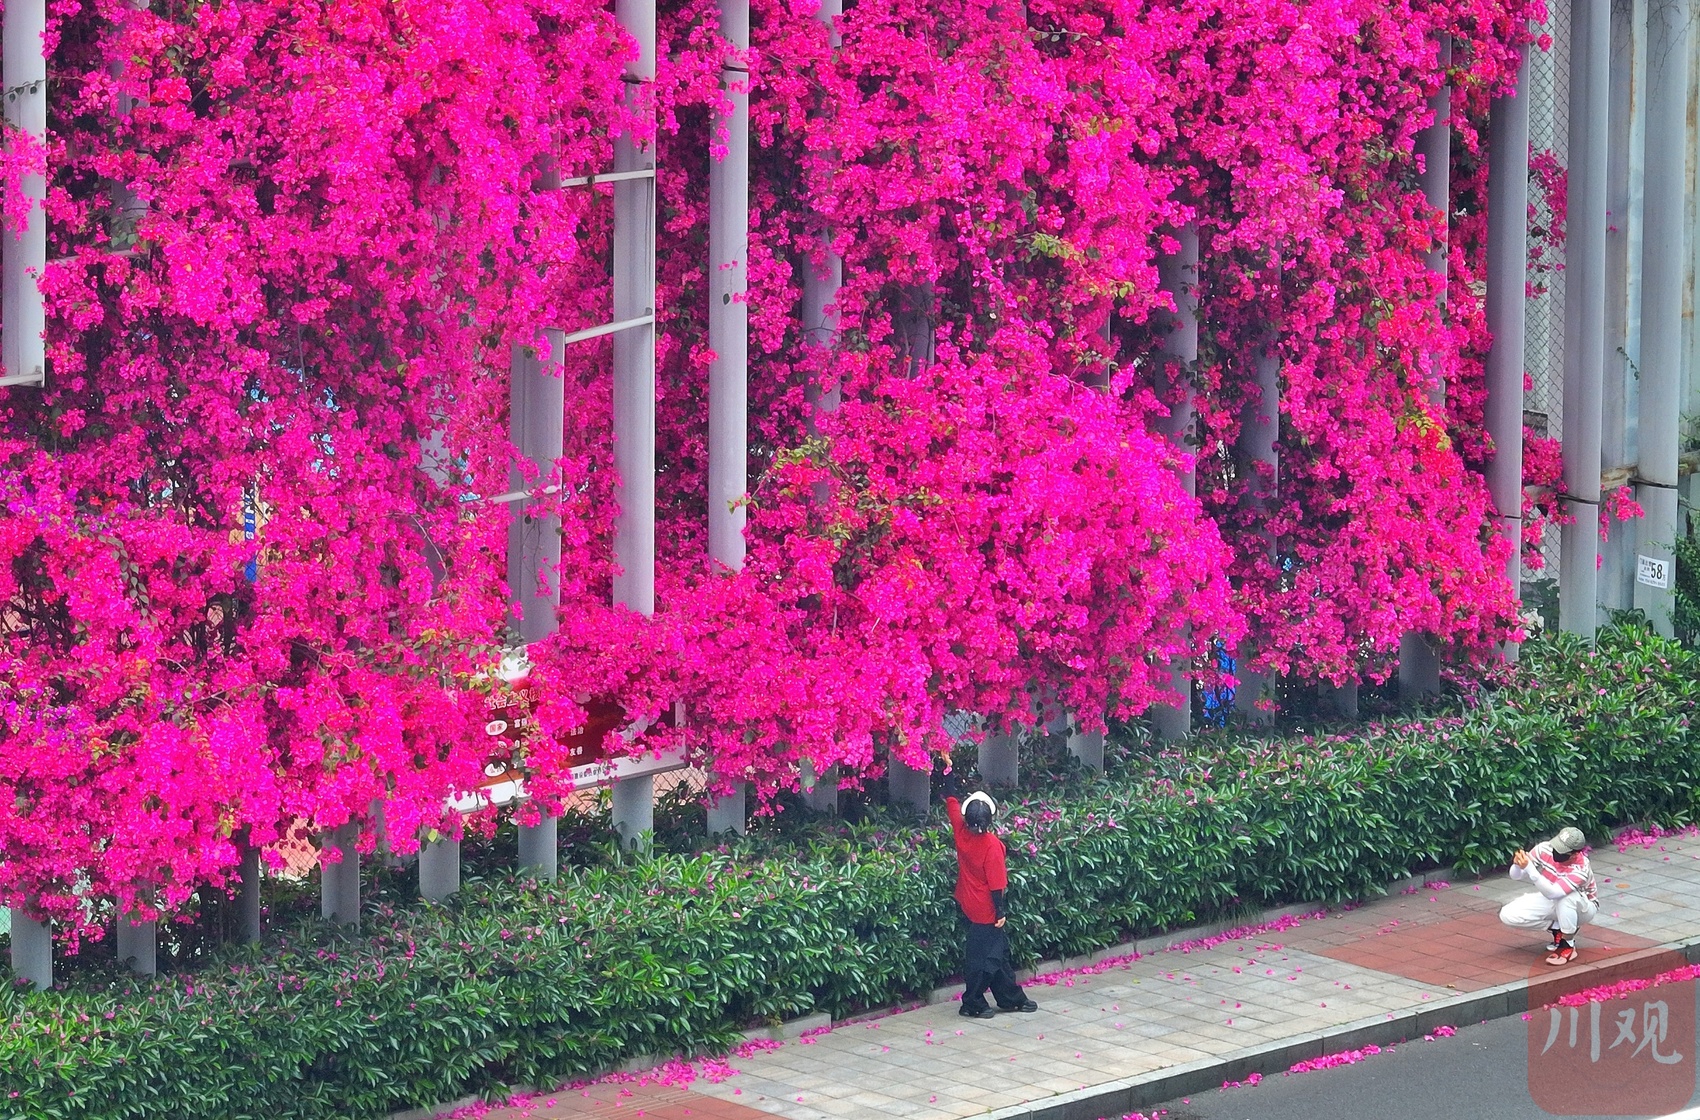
1498, 826, 1599, 965
944, 788, 1039, 1019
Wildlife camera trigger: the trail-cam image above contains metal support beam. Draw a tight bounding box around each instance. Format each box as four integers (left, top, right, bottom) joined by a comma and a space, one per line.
708, 0, 749, 574
1152, 225, 1198, 741
320, 823, 360, 928
1633, 0, 1688, 635
1559, 0, 1612, 638
704, 0, 752, 832
7, 909, 49, 989
1, 0, 47, 387
611, 0, 659, 834
1485, 45, 1531, 658
419, 836, 461, 902
510, 329, 566, 881
509, 331, 567, 645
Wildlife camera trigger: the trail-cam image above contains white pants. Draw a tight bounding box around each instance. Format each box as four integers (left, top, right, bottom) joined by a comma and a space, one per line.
1499, 891, 1598, 937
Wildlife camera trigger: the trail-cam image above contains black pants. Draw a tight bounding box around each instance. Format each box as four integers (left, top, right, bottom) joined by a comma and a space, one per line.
961, 915, 1028, 1013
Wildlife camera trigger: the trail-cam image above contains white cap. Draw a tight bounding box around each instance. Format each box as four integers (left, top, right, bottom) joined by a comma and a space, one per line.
962, 791, 997, 817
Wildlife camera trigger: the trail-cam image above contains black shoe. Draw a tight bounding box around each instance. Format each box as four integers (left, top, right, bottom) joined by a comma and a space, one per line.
959, 1005, 996, 1019
998, 1000, 1039, 1013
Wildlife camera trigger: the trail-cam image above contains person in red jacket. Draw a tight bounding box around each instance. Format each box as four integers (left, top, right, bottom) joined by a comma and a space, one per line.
946, 789, 1039, 1019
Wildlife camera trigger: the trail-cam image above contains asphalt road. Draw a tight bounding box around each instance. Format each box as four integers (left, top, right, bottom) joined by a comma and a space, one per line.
1140, 996, 1700, 1120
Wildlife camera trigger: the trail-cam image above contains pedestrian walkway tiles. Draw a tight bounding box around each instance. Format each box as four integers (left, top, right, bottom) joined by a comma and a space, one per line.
457, 828, 1700, 1120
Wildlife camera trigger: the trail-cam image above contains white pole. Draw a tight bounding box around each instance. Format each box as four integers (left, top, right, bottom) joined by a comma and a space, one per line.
1559, 0, 1611, 639
511, 330, 565, 878
1485, 45, 1531, 658
707, 0, 749, 573
1632, 0, 1687, 635
800, 0, 843, 414
1401, 36, 1450, 701
509, 331, 567, 646
1151, 225, 1198, 741
1, 0, 47, 388
704, 0, 752, 838
611, 0, 658, 846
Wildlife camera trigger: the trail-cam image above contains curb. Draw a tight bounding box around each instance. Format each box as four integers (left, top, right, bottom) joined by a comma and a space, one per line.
978, 937, 1700, 1120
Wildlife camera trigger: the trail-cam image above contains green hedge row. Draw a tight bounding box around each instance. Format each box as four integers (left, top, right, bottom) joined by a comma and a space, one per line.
3, 625, 1699, 1120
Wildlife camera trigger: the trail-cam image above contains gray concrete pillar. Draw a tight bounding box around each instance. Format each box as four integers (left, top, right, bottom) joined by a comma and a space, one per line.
1559, 0, 1612, 639
7, 909, 49, 990
237, 841, 263, 944
419, 836, 461, 902
1401, 36, 1450, 699
115, 915, 156, 976
1155, 224, 1199, 740
1485, 44, 1531, 657
1598, 0, 1643, 613
1065, 725, 1105, 772
517, 815, 559, 878
320, 823, 360, 928
706, 783, 748, 835
1397, 634, 1442, 704
1632, 0, 1687, 635
612, 774, 655, 848
977, 732, 1019, 788
800, 761, 838, 813
1417, 32, 1453, 383
888, 757, 931, 814
1235, 345, 1280, 725
1321, 679, 1359, 719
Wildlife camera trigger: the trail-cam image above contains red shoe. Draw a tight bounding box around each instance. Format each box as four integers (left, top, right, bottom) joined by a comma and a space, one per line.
1546, 944, 1578, 966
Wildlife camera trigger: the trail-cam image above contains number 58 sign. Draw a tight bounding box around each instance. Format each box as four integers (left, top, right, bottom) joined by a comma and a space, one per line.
1638, 554, 1673, 590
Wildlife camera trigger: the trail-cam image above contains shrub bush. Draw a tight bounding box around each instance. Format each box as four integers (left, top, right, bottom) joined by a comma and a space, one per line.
3, 625, 1697, 1120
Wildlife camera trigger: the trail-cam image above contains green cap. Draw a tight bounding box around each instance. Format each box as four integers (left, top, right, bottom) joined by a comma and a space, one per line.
1551, 827, 1586, 855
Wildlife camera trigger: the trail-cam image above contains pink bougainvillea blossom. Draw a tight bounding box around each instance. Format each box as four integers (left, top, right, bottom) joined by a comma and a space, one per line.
1, 0, 1545, 935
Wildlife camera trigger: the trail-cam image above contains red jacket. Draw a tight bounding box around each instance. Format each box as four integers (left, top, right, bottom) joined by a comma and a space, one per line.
947, 796, 1007, 924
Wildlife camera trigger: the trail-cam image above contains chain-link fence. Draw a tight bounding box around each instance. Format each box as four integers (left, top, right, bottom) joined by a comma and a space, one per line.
1523, 3, 1571, 603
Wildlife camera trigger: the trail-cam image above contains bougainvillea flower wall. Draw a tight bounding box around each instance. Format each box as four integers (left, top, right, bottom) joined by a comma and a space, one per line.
0, 0, 1544, 935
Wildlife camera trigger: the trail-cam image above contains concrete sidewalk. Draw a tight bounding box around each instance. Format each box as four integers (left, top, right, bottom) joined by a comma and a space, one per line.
450, 827, 1700, 1120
